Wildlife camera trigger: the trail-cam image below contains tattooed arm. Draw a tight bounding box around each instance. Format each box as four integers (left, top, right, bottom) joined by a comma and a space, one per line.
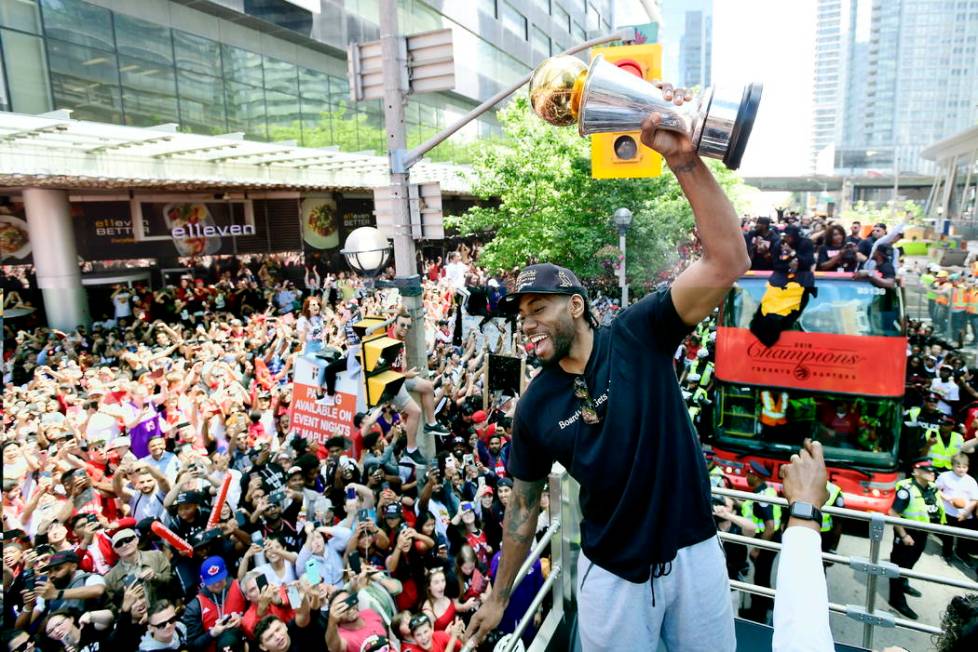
463, 477, 545, 645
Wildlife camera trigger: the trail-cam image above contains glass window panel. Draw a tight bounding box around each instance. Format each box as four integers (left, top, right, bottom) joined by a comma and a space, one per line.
298, 66, 329, 103
359, 107, 385, 152
265, 89, 301, 142
118, 55, 175, 94
222, 43, 263, 87
329, 101, 361, 151
40, 0, 113, 50
224, 79, 267, 140
122, 86, 178, 127
176, 68, 226, 134
263, 56, 297, 95
479, 0, 496, 19
572, 21, 586, 41
531, 25, 550, 55
114, 13, 172, 65
1, 27, 51, 112
553, 3, 570, 32
173, 29, 221, 76
46, 38, 121, 123
501, 1, 527, 39
1, 0, 42, 33
329, 74, 349, 100
298, 98, 332, 147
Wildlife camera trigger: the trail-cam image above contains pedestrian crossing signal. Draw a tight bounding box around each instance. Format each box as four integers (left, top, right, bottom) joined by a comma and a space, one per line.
353, 318, 405, 407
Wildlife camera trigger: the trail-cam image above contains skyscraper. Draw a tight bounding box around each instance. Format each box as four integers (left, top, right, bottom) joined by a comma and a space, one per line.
659, 0, 712, 89
815, 0, 978, 175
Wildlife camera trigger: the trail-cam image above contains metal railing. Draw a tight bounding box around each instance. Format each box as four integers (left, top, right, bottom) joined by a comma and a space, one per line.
486, 469, 977, 652
714, 486, 978, 649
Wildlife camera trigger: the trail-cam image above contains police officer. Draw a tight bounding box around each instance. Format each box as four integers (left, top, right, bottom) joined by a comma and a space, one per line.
903, 393, 945, 471
739, 461, 782, 623
928, 416, 977, 472
887, 459, 945, 620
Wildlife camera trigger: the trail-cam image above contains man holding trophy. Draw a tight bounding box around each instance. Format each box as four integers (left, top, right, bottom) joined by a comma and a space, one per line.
464, 55, 758, 651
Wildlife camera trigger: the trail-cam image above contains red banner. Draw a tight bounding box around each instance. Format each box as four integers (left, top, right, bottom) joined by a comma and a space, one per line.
289, 383, 358, 445
715, 327, 907, 397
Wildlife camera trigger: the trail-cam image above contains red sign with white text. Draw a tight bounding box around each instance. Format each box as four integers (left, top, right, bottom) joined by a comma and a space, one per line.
715, 327, 907, 397
289, 383, 358, 445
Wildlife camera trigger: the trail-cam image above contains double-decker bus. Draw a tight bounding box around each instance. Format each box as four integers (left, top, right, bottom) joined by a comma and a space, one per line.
708, 271, 907, 512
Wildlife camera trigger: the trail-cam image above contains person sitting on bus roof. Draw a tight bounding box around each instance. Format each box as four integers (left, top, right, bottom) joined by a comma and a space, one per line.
816, 224, 864, 273
749, 227, 817, 347
854, 243, 897, 290
744, 217, 780, 271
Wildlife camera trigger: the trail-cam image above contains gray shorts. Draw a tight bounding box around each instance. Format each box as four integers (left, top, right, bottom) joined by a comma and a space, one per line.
392, 376, 419, 410
576, 536, 735, 652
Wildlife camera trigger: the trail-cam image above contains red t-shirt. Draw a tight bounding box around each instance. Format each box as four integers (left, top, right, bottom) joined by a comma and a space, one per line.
402, 631, 461, 652
240, 591, 295, 639
338, 608, 387, 652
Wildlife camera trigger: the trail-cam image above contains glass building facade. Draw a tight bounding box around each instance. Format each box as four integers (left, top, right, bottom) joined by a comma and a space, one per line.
817, 0, 978, 174
0, 0, 618, 163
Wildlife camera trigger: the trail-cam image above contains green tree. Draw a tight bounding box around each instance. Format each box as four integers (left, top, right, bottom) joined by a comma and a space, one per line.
448, 96, 750, 290
839, 200, 924, 227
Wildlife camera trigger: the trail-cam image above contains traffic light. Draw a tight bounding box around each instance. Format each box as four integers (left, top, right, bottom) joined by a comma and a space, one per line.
353, 318, 406, 407
589, 43, 663, 179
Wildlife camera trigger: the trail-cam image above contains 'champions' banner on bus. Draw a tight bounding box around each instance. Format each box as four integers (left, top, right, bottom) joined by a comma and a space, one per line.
714, 326, 907, 397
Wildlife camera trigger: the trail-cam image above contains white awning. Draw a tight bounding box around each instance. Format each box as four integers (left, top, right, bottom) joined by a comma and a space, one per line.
920, 125, 978, 162
0, 110, 472, 194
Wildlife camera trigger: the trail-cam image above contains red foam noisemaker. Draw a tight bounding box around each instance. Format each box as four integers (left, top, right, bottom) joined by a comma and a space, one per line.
207, 474, 233, 529
150, 521, 194, 557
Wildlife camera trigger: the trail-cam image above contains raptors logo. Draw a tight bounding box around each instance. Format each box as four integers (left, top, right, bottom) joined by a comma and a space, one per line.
793, 365, 810, 380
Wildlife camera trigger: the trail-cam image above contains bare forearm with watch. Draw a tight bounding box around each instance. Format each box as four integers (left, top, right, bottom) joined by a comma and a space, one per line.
463, 478, 544, 647
773, 439, 833, 652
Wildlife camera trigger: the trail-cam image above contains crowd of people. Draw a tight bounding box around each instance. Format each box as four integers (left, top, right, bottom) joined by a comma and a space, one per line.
4, 210, 978, 650
1, 247, 562, 652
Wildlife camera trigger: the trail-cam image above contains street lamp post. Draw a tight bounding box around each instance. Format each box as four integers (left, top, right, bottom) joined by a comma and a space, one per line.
613, 207, 633, 307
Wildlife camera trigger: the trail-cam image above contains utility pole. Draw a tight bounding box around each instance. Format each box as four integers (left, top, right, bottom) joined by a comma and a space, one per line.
378, 0, 433, 460
354, 5, 635, 459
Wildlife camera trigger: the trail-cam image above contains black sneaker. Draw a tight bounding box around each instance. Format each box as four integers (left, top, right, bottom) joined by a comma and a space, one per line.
424, 422, 450, 436
407, 448, 428, 465
890, 602, 918, 620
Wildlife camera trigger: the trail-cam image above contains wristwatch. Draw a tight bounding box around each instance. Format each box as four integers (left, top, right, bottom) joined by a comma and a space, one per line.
788, 501, 823, 523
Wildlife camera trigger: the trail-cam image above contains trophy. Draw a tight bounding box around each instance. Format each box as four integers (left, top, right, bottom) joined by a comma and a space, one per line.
528, 54, 763, 170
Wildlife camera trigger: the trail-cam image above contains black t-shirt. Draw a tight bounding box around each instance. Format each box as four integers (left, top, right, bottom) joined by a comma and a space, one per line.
285, 616, 326, 651
508, 288, 715, 582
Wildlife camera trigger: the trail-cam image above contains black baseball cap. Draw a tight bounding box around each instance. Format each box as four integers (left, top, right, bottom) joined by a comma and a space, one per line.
43, 550, 80, 570
748, 461, 772, 478
498, 264, 588, 315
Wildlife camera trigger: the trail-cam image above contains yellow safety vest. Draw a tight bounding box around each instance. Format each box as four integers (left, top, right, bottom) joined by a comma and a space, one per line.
929, 431, 964, 470
821, 482, 841, 532
895, 479, 945, 525
741, 486, 782, 534
689, 359, 714, 387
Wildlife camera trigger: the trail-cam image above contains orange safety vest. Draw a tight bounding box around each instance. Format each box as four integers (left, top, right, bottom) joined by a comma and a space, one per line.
760, 391, 788, 427
968, 287, 978, 315
952, 286, 968, 311
936, 285, 950, 305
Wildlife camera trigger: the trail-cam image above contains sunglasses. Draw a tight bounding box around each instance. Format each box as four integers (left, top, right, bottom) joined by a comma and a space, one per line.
11, 640, 34, 652
573, 376, 600, 425
149, 615, 178, 629
113, 536, 136, 548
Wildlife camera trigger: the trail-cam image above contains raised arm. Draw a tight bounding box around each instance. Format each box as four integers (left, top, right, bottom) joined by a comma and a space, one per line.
639, 94, 750, 327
